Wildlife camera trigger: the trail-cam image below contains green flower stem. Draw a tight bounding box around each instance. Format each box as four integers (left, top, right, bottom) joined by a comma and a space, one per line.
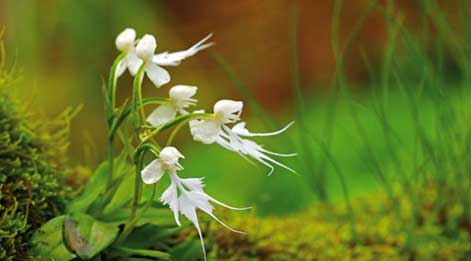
117, 144, 159, 244
132, 63, 147, 130
166, 118, 193, 146
106, 53, 126, 189
107, 52, 126, 122
140, 113, 214, 146
117, 151, 145, 243
108, 97, 168, 140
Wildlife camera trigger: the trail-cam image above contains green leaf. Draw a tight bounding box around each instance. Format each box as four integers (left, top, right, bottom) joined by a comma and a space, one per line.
30, 215, 76, 260
63, 212, 119, 259
101, 206, 178, 227
123, 224, 183, 249
102, 168, 135, 216
112, 246, 171, 260
68, 161, 110, 213
170, 240, 202, 261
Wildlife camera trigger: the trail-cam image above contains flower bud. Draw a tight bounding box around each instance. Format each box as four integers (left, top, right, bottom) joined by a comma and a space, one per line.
214, 99, 243, 123
160, 146, 184, 166
136, 34, 157, 61
169, 85, 198, 108
115, 28, 136, 51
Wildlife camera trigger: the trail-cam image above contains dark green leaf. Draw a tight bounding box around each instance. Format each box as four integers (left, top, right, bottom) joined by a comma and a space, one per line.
170, 240, 202, 261
68, 161, 109, 213
30, 215, 76, 260
63, 212, 119, 259
112, 246, 171, 260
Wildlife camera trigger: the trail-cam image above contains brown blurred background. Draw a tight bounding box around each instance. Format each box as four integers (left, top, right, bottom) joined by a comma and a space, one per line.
0, 0, 462, 164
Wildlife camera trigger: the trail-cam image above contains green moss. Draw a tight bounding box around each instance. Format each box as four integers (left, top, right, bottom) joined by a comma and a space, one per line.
0, 70, 72, 259
210, 183, 471, 260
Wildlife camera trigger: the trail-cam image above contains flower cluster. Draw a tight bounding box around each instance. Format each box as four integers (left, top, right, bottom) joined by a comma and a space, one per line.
112, 28, 295, 260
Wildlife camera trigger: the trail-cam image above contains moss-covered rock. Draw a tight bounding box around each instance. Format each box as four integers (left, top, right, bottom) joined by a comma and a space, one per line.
210, 183, 471, 260
0, 69, 72, 259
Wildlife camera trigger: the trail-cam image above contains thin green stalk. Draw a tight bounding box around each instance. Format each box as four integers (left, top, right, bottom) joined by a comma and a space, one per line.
106, 53, 126, 189
288, 5, 325, 201
139, 113, 214, 146
132, 63, 147, 130
117, 150, 145, 243
209, 52, 277, 130
107, 52, 126, 121
166, 118, 192, 146
309, 132, 357, 243
108, 97, 168, 140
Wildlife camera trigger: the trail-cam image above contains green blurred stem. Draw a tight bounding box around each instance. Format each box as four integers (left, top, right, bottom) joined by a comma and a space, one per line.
132, 63, 147, 130
108, 52, 126, 120
117, 150, 145, 244
139, 113, 214, 146
165, 118, 194, 146
108, 97, 168, 140
106, 53, 125, 189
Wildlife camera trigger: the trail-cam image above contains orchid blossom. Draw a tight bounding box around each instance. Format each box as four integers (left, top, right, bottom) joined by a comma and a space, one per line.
140, 147, 247, 260
115, 28, 141, 77
147, 85, 198, 126
114, 28, 213, 87
189, 100, 296, 175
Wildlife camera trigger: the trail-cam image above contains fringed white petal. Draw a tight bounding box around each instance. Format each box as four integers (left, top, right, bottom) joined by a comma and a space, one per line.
152, 33, 214, 66
232, 121, 295, 137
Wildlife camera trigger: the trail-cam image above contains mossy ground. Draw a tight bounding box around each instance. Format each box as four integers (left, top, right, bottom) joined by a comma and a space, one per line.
0, 73, 74, 259
209, 182, 470, 260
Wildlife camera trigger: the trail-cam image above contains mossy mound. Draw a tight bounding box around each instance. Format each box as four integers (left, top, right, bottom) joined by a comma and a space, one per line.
0, 74, 72, 259
211, 183, 471, 260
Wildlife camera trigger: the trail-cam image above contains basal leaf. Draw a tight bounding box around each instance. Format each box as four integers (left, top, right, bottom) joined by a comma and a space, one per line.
63, 212, 119, 259
30, 215, 76, 260
112, 246, 171, 260
68, 161, 109, 213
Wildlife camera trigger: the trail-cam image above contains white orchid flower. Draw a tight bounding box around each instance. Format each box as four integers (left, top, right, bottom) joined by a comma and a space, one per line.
140, 146, 247, 260
146, 85, 198, 126
189, 100, 296, 175
115, 28, 142, 77
134, 33, 213, 87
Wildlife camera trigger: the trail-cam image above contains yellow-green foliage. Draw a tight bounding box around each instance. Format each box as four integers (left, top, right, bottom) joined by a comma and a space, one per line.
0, 70, 73, 260
211, 183, 470, 260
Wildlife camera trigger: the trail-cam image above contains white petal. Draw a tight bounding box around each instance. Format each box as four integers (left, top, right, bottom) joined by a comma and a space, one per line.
169, 85, 198, 109
140, 159, 165, 184
232, 121, 295, 137
189, 119, 221, 144
146, 105, 177, 127
186, 191, 245, 234
146, 63, 170, 88
179, 193, 206, 260
115, 28, 136, 52
159, 147, 184, 166
152, 33, 214, 66
126, 51, 143, 76
161, 180, 181, 226
136, 34, 157, 61
115, 59, 127, 78
180, 177, 205, 192
213, 100, 243, 124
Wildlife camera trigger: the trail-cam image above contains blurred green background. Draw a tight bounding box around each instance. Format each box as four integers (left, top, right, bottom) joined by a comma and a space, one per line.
0, 0, 467, 215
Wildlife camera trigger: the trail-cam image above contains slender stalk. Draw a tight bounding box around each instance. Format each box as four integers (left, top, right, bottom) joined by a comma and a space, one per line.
139, 113, 214, 146
108, 97, 168, 140
117, 150, 145, 243
106, 53, 125, 189
132, 64, 147, 130
166, 118, 193, 146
